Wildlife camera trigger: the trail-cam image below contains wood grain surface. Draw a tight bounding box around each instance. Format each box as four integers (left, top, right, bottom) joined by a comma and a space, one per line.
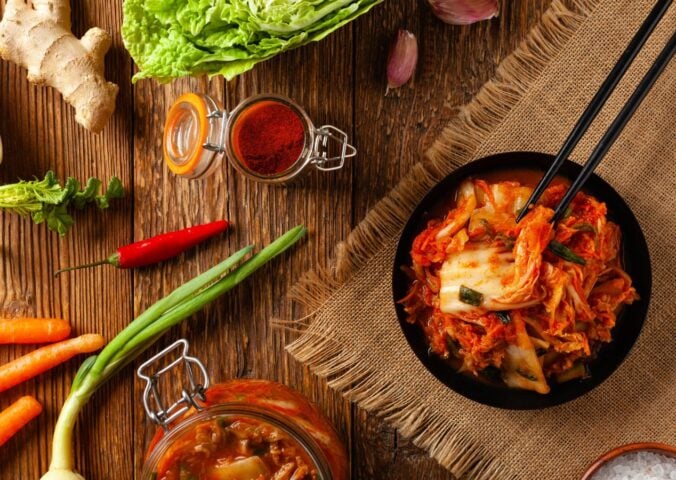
0, 1, 548, 478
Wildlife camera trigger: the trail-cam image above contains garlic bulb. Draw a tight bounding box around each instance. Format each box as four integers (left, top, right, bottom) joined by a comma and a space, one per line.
386, 29, 418, 92
427, 0, 499, 25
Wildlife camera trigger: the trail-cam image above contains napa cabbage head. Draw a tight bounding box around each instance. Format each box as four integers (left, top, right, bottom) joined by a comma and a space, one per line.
122, 0, 382, 81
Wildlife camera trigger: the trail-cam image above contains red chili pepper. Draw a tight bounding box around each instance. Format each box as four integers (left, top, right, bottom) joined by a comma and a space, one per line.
54, 220, 229, 276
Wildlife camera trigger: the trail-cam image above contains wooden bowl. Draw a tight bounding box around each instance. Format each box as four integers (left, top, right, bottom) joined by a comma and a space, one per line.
580, 442, 676, 479
392, 151, 652, 409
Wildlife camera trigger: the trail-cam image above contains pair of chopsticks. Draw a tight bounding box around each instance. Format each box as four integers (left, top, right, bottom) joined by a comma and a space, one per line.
516, 0, 675, 224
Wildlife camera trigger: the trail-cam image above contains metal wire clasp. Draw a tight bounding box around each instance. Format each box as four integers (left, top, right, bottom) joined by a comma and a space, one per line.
202, 109, 228, 153
311, 125, 356, 171
137, 339, 210, 431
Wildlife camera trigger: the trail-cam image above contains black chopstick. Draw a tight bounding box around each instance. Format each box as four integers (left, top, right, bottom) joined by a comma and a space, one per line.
515, 0, 673, 223
550, 29, 676, 223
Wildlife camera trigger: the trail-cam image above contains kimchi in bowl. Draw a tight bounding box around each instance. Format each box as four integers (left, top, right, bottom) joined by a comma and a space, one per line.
392, 152, 651, 409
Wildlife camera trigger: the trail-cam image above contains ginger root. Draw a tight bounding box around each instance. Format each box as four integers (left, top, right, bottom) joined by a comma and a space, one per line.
0, 0, 118, 133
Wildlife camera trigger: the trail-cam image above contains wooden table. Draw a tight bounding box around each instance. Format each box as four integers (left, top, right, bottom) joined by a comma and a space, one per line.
0, 1, 549, 478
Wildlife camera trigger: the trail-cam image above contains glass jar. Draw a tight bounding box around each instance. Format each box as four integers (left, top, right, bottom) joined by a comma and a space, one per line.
138, 340, 348, 480
163, 93, 356, 184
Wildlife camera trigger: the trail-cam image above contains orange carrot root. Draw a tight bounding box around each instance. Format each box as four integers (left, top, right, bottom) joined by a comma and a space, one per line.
0, 334, 106, 393
0, 318, 71, 344
0, 396, 42, 447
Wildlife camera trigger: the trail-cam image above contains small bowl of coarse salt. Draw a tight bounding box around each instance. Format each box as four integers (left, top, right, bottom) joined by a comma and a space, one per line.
581, 443, 676, 480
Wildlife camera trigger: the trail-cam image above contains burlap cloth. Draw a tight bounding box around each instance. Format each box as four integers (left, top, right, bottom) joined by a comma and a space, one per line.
283, 1, 676, 478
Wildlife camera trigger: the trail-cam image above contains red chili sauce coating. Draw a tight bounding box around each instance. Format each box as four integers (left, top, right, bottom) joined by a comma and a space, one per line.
231, 100, 305, 175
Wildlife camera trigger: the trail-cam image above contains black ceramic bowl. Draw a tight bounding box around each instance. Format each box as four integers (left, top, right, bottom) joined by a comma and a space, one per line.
392, 152, 651, 409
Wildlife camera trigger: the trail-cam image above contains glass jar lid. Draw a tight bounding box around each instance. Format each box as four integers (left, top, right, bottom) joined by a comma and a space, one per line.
163, 93, 225, 179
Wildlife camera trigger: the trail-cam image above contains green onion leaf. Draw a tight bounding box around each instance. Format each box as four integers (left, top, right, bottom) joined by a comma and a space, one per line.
459, 285, 483, 306
70, 355, 97, 393
445, 335, 461, 357
496, 311, 511, 324
516, 368, 538, 381
548, 241, 586, 265
573, 223, 596, 233
481, 365, 501, 382
555, 363, 588, 383
479, 218, 495, 236
496, 233, 516, 250
574, 321, 588, 331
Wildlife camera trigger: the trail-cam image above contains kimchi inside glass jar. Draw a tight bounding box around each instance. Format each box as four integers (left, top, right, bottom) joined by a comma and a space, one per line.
142, 380, 348, 480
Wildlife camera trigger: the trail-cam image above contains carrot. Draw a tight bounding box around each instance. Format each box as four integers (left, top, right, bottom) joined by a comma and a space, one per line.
0, 334, 105, 392
0, 396, 42, 447
0, 318, 71, 344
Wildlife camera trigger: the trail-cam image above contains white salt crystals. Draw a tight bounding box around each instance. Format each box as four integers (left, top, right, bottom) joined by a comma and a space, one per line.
592, 450, 676, 480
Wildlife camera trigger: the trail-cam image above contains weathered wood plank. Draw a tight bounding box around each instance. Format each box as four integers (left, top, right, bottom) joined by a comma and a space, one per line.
0, 0, 133, 477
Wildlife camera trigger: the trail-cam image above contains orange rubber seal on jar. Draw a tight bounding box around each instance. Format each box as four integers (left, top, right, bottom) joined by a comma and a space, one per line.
163, 93, 210, 176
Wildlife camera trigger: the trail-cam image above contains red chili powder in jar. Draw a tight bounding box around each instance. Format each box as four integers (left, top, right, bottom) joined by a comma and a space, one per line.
231, 100, 306, 175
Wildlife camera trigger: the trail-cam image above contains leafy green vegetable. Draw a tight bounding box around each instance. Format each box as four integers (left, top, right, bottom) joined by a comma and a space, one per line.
0, 171, 124, 235
548, 240, 587, 265
121, 0, 383, 82
459, 285, 483, 307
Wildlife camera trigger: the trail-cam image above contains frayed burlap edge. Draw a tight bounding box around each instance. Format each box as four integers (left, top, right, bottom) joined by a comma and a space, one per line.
282, 1, 600, 478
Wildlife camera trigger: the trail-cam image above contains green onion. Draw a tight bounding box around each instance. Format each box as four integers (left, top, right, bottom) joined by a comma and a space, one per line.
459, 285, 483, 306
479, 218, 495, 236
496, 233, 516, 250
496, 311, 511, 324
555, 363, 588, 383
547, 241, 586, 265
41, 226, 306, 480
445, 335, 461, 357
516, 368, 537, 381
573, 223, 596, 233
562, 205, 573, 219
480, 366, 501, 383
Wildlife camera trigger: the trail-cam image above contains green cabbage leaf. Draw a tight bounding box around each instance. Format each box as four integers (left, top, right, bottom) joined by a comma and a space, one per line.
122, 0, 382, 82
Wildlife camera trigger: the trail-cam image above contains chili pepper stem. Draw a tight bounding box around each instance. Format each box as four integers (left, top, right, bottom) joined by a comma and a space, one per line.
54, 254, 120, 277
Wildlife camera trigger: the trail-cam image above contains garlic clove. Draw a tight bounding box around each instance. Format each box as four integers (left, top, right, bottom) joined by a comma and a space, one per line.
427, 0, 499, 26
386, 29, 418, 92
